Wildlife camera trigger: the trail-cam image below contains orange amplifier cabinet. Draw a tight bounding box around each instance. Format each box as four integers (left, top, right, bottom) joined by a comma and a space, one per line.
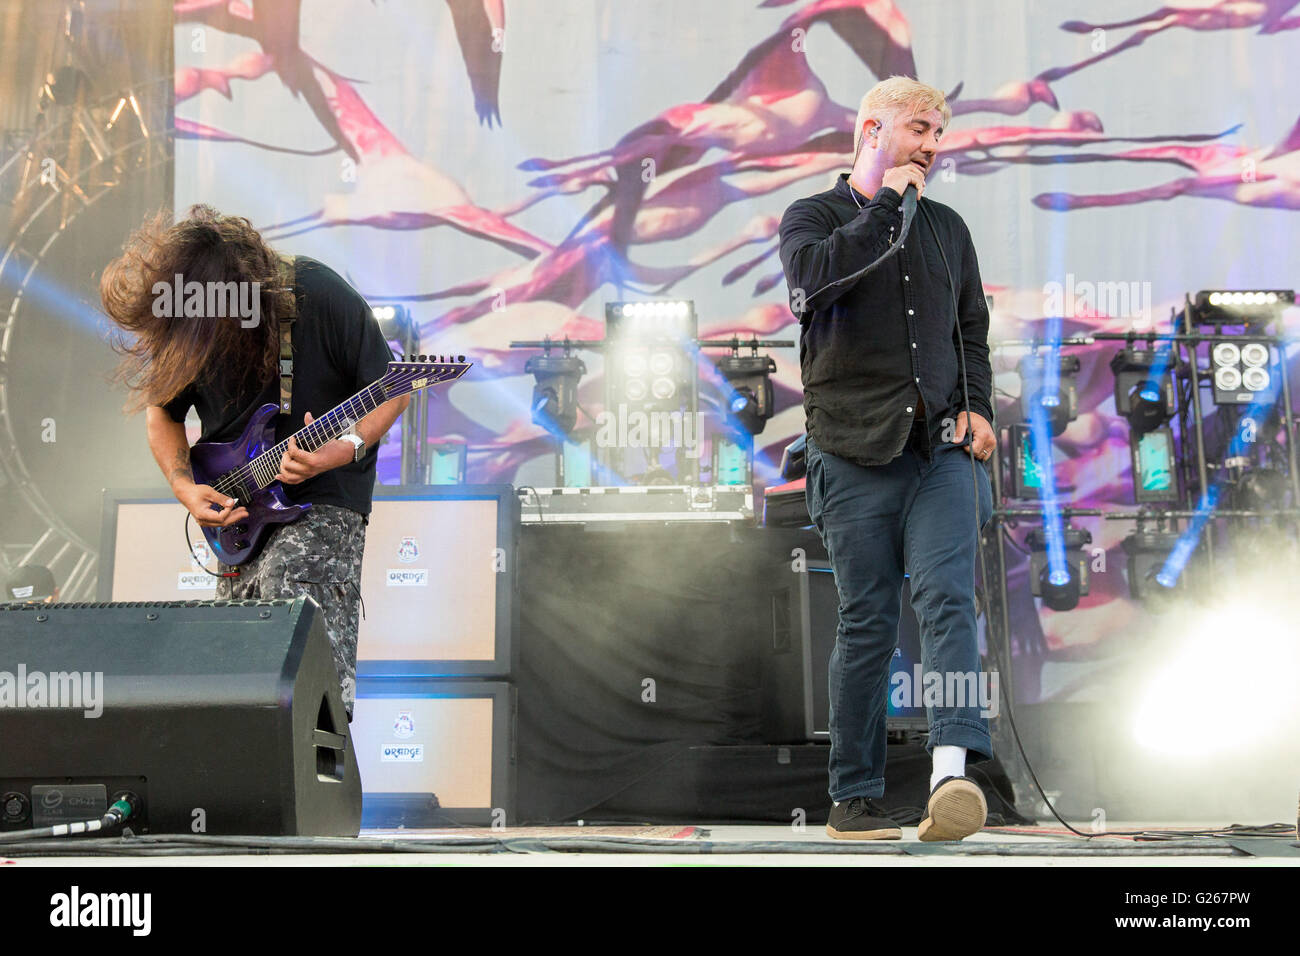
98, 489, 220, 601
353, 680, 515, 827
98, 485, 519, 678
358, 485, 518, 678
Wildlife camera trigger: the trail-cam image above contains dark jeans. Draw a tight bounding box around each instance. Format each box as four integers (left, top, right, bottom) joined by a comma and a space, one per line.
805, 425, 995, 802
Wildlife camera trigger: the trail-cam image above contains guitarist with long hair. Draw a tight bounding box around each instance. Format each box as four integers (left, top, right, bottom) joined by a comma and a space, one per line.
102, 204, 410, 721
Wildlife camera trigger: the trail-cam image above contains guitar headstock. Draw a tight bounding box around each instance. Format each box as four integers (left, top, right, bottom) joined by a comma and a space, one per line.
379, 354, 472, 398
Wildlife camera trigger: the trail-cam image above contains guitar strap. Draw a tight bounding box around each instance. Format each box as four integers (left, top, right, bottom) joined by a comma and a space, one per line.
276, 254, 297, 417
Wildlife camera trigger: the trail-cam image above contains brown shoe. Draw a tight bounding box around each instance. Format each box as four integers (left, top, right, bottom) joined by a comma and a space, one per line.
825, 797, 902, 840
917, 775, 987, 842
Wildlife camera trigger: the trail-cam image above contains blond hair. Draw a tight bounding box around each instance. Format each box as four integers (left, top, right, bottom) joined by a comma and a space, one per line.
853, 76, 951, 156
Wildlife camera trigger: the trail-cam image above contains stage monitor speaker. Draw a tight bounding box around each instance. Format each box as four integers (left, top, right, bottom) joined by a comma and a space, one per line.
0, 598, 362, 836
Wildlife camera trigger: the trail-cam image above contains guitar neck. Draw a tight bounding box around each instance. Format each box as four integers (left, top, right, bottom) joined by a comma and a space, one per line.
248, 382, 388, 488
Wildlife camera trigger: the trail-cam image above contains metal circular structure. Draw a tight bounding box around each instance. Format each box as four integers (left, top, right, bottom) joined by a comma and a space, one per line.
0, 76, 170, 598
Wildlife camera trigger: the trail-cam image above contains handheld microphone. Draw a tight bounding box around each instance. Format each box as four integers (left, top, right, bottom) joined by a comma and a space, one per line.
801, 181, 921, 314
899, 181, 919, 222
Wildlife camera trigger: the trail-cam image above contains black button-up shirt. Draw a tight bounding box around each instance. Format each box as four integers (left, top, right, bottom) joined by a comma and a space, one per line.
779, 173, 993, 466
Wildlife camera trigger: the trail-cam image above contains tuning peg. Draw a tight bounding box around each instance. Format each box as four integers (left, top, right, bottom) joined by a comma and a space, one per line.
457, 355, 465, 363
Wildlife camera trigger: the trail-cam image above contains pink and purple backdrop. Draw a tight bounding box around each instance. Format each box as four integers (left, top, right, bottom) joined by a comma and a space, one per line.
173, 0, 1300, 683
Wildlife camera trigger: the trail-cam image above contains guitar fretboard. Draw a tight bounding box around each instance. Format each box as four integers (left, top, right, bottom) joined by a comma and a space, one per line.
208, 357, 468, 499
241, 382, 388, 490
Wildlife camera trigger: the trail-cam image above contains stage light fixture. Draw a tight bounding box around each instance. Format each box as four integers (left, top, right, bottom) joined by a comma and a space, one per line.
561, 435, 594, 488
1210, 338, 1276, 405
713, 434, 750, 485
1025, 525, 1091, 612
1110, 348, 1175, 435
1212, 342, 1239, 366
604, 300, 697, 413
1038, 564, 1080, 612
607, 299, 695, 331
1129, 426, 1178, 503
1006, 423, 1052, 499
371, 303, 412, 340
525, 353, 586, 439
603, 299, 699, 483
1194, 289, 1294, 326
651, 376, 677, 401
1121, 531, 1184, 611
426, 442, 467, 485
1214, 364, 1241, 392
1230, 465, 1286, 512
1018, 353, 1081, 438
716, 353, 777, 436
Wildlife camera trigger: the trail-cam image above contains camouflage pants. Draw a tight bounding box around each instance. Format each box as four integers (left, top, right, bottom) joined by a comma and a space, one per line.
216, 503, 366, 719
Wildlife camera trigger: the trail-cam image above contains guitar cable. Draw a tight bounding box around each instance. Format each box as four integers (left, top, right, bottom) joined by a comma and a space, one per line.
184, 512, 241, 579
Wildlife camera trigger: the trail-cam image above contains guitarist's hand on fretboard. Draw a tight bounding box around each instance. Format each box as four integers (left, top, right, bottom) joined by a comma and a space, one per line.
275, 411, 353, 485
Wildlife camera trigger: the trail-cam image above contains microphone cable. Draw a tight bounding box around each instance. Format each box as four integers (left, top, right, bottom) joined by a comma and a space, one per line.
801, 184, 919, 313
920, 200, 1100, 838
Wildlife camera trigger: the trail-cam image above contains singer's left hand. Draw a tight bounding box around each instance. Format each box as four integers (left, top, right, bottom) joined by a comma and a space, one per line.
952, 410, 995, 461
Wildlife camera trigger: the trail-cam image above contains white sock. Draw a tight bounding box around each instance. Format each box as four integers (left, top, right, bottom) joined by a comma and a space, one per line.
930, 745, 967, 792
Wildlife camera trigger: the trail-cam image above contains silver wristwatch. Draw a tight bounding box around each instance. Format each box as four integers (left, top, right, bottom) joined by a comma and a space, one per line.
339, 431, 366, 463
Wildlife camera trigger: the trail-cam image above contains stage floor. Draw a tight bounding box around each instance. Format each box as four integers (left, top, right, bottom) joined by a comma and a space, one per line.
5, 822, 1297, 866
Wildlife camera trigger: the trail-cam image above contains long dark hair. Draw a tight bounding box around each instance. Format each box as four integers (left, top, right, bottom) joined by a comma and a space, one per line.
101, 204, 294, 412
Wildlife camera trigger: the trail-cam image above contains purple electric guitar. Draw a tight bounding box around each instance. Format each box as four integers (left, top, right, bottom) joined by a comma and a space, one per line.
188, 354, 470, 566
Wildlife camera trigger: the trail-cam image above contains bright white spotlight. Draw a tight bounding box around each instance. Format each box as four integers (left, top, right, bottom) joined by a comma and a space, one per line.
1242, 366, 1270, 392
1133, 601, 1300, 757
1215, 366, 1242, 391
1212, 343, 1240, 367
1240, 342, 1269, 367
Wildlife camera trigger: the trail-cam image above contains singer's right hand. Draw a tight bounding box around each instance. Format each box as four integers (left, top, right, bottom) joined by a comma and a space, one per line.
882, 163, 927, 200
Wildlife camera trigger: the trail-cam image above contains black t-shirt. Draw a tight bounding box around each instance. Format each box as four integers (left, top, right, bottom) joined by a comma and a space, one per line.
161, 256, 394, 516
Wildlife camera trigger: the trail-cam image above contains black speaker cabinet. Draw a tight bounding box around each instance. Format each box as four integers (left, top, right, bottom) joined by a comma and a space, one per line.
762, 562, 927, 741
0, 598, 362, 836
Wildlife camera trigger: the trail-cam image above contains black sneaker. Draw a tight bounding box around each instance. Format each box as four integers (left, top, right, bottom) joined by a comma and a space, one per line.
826, 797, 902, 840
917, 775, 987, 842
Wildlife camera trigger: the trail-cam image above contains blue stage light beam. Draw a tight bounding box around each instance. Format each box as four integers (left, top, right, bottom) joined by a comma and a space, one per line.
1027, 320, 1069, 586
2, 263, 109, 335
1155, 395, 1277, 587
